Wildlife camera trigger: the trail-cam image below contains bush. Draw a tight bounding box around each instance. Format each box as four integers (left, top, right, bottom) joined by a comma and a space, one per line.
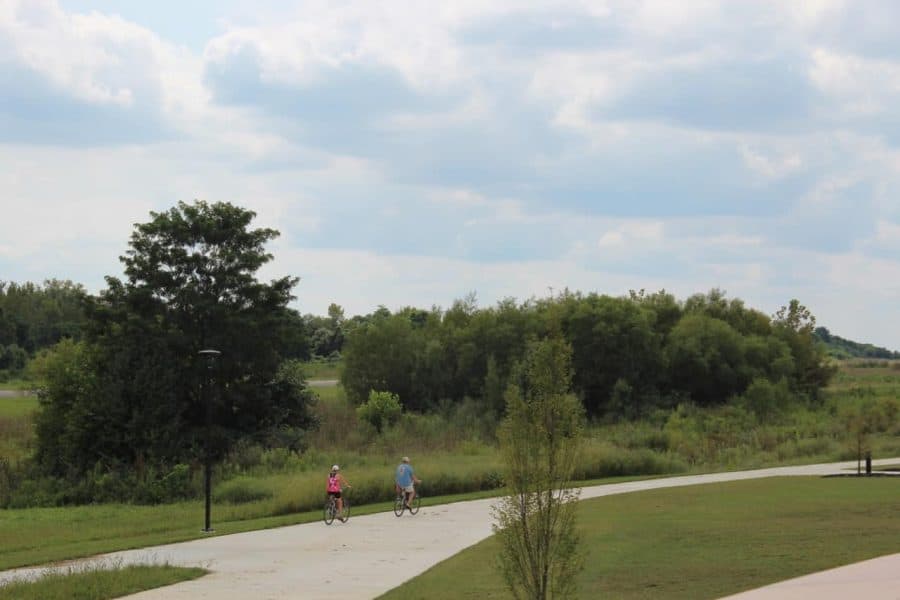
356, 390, 402, 434
740, 378, 795, 423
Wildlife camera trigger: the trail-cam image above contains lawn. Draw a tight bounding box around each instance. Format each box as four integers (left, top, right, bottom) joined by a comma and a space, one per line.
380, 477, 900, 600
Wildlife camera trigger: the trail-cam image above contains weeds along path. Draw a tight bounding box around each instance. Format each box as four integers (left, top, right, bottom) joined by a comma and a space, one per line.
0, 459, 898, 600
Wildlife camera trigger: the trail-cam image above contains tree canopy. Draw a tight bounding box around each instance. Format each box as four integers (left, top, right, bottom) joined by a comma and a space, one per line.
34, 201, 315, 480
341, 290, 835, 420
0, 279, 88, 377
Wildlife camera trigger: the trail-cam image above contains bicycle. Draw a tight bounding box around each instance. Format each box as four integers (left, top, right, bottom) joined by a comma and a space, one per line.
323, 493, 350, 525
393, 487, 420, 516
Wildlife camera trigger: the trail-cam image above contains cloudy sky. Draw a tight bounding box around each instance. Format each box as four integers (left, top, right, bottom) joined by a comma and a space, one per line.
2, 0, 900, 349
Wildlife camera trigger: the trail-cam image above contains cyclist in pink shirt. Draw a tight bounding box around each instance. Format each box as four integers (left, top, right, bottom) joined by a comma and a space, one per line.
326, 465, 351, 521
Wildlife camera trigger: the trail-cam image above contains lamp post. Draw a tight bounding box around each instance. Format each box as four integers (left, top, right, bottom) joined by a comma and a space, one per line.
198, 349, 221, 533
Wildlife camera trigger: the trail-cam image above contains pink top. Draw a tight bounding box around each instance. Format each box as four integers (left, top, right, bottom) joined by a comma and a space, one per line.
327, 473, 341, 493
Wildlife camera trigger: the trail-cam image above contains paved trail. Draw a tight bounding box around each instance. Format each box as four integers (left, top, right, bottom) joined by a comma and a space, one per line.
1, 459, 897, 599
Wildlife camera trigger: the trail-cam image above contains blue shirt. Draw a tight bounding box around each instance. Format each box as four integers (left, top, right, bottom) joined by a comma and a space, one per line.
396, 463, 414, 487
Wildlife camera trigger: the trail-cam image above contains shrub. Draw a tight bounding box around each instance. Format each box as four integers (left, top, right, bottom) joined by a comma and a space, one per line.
356, 390, 402, 434
740, 377, 794, 423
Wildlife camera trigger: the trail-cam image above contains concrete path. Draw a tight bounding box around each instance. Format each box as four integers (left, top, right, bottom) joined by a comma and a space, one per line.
719, 552, 900, 599
0, 458, 897, 599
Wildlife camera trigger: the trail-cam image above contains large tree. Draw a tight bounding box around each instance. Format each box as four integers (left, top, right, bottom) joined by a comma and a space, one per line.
34, 201, 314, 479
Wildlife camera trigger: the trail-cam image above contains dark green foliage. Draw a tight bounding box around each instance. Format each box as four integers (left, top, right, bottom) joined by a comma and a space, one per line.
302, 303, 347, 360
31, 201, 316, 493
666, 314, 748, 406
815, 326, 900, 359
772, 300, 837, 401
0, 280, 88, 379
341, 290, 835, 421
560, 292, 664, 415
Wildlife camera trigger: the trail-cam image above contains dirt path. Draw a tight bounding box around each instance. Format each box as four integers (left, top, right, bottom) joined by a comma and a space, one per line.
1, 459, 897, 599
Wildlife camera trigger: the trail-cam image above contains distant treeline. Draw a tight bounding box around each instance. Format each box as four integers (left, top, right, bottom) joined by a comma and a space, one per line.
0, 280, 89, 376
0, 281, 842, 421
341, 290, 836, 419
814, 327, 900, 360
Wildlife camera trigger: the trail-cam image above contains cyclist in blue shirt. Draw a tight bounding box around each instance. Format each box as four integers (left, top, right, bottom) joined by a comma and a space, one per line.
395, 456, 421, 509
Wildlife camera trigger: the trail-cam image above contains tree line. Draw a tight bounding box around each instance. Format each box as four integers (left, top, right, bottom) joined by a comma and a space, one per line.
0, 280, 89, 377
341, 290, 836, 420
814, 326, 900, 359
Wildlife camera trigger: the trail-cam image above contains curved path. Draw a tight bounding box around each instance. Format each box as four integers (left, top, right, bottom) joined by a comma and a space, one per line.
1, 458, 897, 599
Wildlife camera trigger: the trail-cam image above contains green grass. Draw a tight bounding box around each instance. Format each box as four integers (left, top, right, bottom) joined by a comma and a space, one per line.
0, 380, 37, 392
0, 397, 37, 463
311, 383, 343, 403
381, 477, 900, 600
0, 473, 656, 572
303, 360, 342, 380
0, 396, 38, 418
0, 562, 206, 600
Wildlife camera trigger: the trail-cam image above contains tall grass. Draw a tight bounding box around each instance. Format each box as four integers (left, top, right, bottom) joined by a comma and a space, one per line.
3, 362, 898, 513
0, 560, 206, 600
0, 397, 36, 465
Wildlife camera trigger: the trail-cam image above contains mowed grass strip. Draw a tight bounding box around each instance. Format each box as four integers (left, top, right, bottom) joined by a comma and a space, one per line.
0, 564, 206, 600
0, 470, 653, 572
380, 477, 900, 600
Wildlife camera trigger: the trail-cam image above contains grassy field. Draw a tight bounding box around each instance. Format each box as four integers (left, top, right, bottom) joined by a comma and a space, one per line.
0, 395, 37, 463
303, 360, 342, 380
0, 380, 37, 392
0, 395, 37, 418
381, 477, 900, 600
0, 563, 206, 600
1, 361, 897, 576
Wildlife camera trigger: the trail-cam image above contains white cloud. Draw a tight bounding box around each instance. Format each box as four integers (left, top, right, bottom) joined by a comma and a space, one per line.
596, 221, 664, 248
809, 47, 900, 117
3, 0, 900, 352
740, 145, 803, 180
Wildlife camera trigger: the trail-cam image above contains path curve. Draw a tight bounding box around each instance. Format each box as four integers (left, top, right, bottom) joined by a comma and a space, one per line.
0, 458, 897, 599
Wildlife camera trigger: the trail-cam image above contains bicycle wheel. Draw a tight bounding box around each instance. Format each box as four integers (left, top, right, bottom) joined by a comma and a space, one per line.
323, 499, 336, 525
393, 495, 404, 517
409, 493, 421, 515
340, 498, 351, 522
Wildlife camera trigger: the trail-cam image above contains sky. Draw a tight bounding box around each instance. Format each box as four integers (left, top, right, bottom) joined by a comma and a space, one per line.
2, 0, 900, 350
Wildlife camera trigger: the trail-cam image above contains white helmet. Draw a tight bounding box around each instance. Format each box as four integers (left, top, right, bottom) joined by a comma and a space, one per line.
331, 464, 340, 471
